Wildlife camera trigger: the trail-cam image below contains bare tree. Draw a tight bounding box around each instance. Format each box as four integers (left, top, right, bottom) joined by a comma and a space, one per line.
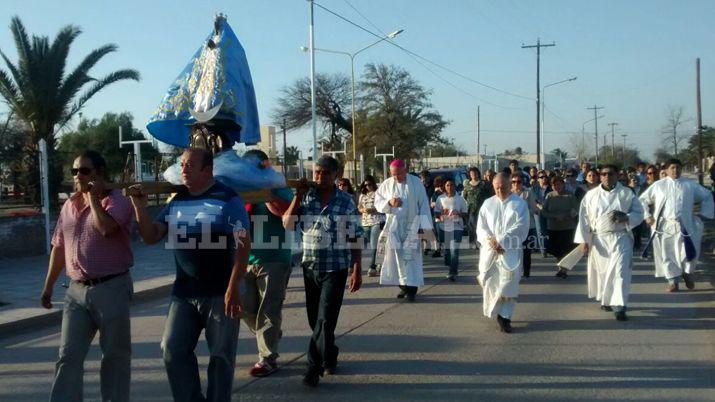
568, 132, 590, 162
271, 73, 352, 150
661, 106, 692, 159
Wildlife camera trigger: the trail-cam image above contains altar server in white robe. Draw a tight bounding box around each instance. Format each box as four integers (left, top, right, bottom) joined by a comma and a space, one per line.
639, 158, 714, 292
374, 159, 433, 302
574, 164, 644, 321
476, 173, 530, 333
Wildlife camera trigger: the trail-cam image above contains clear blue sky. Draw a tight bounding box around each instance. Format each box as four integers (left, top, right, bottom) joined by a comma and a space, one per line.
1, 0, 714, 162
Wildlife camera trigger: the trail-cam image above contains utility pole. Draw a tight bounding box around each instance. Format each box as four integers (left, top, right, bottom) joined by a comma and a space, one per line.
696, 57, 704, 184
308, 0, 318, 161
522, 38, 555, 168
587, 105, 604, 166
282, 118, 288, 178
608, 122, 618, 159
621, 134, 627, 167
476, 106, 481, 170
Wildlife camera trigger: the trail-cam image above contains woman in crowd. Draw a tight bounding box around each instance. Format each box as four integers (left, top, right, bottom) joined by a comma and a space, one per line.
358, 175, 385, 277
430, 176, 445, 257
511, 172, 538, 278
462, 167, 488, 248
541, 175, 579, 278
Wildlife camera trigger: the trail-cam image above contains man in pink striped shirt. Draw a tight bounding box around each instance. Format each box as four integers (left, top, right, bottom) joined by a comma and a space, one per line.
40, 150, 134, 402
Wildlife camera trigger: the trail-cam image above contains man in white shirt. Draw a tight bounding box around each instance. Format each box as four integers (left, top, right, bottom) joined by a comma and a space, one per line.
434, 178, 469, 281
374, 159, 433, 302
476, 173, 530, 333
639, 158, 714, 292
574, 164, 644, 321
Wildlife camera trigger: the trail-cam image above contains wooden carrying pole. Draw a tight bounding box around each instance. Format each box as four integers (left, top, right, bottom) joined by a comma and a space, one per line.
109, 179, 312, 204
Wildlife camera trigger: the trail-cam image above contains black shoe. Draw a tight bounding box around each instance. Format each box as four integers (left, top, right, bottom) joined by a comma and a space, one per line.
447, 274, 456, 282
601, 305, 613, 312
397, 289, 407, 299
406, 293, 416, 302
432, 251, 442, 258
323, 363, 337, 375
302, 369, 321, 387
497, 315, 512, 333
682, 273, 695, 290
615, 311, 628, 321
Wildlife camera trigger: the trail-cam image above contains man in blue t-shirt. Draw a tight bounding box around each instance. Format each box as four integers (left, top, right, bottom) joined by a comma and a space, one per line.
130, 148, 250, 402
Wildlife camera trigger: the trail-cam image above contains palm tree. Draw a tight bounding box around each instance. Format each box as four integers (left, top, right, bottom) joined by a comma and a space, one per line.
0, 16, 140, 203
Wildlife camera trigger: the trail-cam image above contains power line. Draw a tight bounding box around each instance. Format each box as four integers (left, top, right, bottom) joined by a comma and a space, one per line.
314, 2, 534, 102
332, 1, 526, 110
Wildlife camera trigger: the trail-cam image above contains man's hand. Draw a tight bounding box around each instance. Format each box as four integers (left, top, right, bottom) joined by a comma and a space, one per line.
645, 216, 655, 226
580, 243, 589, 255
348, 263, 362, 292
127, 184, 148, 209
40, 288, 52, 309
489, 237, 504, 254
609, 210, 629, 223
224, 285, 243, 319
87, 180, 106, 199
389, 197, 402, 208
296, 178, 310, 200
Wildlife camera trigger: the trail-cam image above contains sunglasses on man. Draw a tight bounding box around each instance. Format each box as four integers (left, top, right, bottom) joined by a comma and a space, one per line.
71, 167, 93, 176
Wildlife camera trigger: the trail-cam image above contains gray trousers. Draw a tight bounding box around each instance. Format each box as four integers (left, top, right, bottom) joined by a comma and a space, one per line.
241, 262, 291, 361
50, 273, 133, 402
161, 295, 239, 402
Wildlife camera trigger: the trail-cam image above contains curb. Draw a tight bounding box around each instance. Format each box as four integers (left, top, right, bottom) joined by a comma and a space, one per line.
0, 281, 173, 341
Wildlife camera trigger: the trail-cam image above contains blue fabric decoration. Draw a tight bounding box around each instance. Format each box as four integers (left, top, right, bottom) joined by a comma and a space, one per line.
146, 14, 260, 147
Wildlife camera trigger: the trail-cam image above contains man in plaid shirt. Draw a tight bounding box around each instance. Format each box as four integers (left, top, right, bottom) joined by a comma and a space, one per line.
284, 155, 363, 387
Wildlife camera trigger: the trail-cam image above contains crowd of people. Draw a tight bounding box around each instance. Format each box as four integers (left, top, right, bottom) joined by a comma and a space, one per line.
40, 149, 713, 400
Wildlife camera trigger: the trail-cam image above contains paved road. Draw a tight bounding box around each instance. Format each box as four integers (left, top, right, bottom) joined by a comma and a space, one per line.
1, 249, 713, 401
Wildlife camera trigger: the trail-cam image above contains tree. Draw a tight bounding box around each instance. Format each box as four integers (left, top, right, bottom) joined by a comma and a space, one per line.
271, 73, 352, 152
58, 112, 159, 181
551, 148, 569, 166
0, 16, 140, 204
358, 63, 449, 168
283, 145, 300, 166
424, 141, 463, 158
597, 144, 643, 168
660, 106, 691, 159
568, 132, 590, 163
681, 125, 715, 167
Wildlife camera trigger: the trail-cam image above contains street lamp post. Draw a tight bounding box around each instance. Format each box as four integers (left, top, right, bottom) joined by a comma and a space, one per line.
581, 114, 604, 164
540, 76, 577, 168
301, 29, 403, 183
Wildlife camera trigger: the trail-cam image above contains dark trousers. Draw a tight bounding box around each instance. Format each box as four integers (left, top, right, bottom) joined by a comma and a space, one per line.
523, 228, 537, 277
303, 267, 348, 372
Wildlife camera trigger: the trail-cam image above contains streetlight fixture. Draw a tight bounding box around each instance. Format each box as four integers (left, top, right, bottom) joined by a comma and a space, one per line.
540, 76, 577, 168
300, 29, 404, 182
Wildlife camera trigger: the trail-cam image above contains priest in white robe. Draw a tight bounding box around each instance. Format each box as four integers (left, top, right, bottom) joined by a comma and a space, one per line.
639, 158, 714, 292
574, 164, 644, 321
476, 173, 529, 333
374, 159, 433, 302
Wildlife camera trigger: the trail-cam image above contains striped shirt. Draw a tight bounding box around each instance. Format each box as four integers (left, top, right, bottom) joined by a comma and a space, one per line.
51, 189, 134, 281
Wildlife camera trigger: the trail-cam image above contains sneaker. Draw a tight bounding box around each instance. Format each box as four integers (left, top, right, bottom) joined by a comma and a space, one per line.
302, 368, 321, 387
249, 359, 278, 377
367, 268, 378, 277
682, 273, 695, 290
615, 311, 628, 321
666, 283, 679, 293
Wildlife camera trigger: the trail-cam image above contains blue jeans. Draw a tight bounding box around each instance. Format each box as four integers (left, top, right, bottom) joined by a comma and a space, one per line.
443, 230, 463, 276
363, 223, 381, 268
161, 295, 240, 402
